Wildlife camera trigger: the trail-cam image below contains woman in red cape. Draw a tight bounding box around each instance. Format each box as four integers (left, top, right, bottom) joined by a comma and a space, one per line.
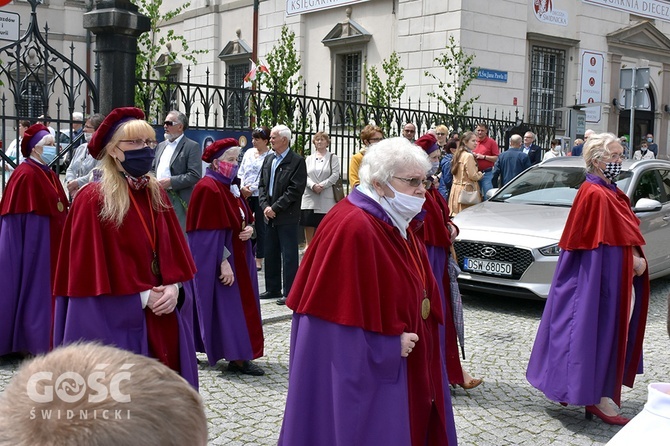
52, 107, 198, 388
186, 138, 265, 376
279, 137, 458, 446
527, 132, 649, 425
415, 133, 483, 390
0, 124, 68, 357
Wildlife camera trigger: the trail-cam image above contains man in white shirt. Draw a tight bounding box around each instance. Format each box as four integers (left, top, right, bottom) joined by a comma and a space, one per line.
152, 110, 202, 230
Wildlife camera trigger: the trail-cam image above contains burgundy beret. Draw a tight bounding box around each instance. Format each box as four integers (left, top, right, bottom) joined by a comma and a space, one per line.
88, 107, 145, 159
415, 133, 439, 155
21, 124, 51, 158
202, 138, 239, 163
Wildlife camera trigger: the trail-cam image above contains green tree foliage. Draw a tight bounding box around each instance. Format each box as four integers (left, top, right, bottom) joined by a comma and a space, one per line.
425, 35, 479, 118
256, 25, 308, 154
134, 0, 207, 119
364, 51, 405, 108
363, 51, 406, 135
257, 25, 303, 128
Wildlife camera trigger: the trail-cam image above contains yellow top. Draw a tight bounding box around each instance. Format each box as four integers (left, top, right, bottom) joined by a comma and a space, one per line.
348, 150, 365, 187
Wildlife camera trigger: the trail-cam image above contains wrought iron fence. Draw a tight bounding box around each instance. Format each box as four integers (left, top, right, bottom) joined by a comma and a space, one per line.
137, 68, 555, 192
0, 0, 98, 192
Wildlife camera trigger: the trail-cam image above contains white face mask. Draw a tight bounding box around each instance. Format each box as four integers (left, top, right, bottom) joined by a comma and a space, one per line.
428, 161, 440, 176
84, 132, 93, 143
382, 182, 426, 223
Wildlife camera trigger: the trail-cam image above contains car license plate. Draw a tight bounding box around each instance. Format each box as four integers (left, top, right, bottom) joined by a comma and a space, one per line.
463, 257, 513, 276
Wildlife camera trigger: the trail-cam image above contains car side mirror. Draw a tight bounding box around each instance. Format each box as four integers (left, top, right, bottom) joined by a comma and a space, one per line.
485, 188, 499, 200
633, 198, 662, 213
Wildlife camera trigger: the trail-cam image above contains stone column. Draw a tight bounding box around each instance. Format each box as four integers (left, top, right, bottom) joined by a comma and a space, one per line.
84, 0, 150, 114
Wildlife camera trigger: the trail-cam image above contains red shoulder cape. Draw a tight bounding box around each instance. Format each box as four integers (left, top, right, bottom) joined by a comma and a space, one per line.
1, 159, 69, 283
54, 183, 196, 297
420, 188, 452, 248
560, 179, 645, 251
186, 176, 253, 232
287, 198, 443, 336
186, 176, 262, 358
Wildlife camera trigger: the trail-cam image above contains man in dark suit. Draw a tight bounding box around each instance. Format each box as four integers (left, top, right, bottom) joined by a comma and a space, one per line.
153, 110, 202, 230
491, 134, 531, 188
522, 131, 542, 165
258, 124, 307, 305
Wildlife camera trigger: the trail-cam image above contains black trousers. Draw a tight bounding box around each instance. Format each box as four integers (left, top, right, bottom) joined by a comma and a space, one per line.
264, 222, 299, 297
248, 196, 267, 258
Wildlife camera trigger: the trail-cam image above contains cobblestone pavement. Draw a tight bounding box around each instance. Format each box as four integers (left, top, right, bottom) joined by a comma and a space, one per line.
2, 276, 669, 446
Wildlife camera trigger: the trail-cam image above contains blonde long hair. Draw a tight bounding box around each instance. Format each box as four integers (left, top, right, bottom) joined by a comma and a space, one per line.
98, 120, 167, 227
451, 131, 476, 176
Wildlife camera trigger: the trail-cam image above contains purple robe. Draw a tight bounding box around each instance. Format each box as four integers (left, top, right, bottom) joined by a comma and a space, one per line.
0, 214, 52, 356
279, 314, 412, 445
187, 228, 263, 365
52, 291, 199, 389
526, 245, 646, 406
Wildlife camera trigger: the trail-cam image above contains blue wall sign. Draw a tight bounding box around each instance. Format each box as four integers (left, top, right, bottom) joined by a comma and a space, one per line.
474, 68, 508, 83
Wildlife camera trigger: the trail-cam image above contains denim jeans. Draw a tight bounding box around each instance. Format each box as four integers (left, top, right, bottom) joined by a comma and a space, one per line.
479, 169, 493, 199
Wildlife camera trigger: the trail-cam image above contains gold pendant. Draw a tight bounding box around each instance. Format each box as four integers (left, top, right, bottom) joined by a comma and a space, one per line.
151, 257, 161, 276
421, 296, 430, 320
57, 201, 64, 212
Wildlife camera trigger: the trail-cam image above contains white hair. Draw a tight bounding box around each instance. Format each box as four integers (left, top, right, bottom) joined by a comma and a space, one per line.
583, 132, 619, 172
271, 124, 292, 143
359, 137, 431, 187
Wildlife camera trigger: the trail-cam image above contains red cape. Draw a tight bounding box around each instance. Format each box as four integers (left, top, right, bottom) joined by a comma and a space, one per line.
420, 188, 453, 248
186, 176, 254, 232
286, 196, 450, 445
186, 176, 263, 358
54, 183, 196, 297
287, 198, 443, 335
1, 159, 69, 283
560, 179, 645, 250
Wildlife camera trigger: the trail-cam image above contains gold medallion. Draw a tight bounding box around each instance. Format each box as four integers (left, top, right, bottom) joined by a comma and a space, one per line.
151, 257, 161, 276
57, 201, 65, 212
421, 297, 431, 320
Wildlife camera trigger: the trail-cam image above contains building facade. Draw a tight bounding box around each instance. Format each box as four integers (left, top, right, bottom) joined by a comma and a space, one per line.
4, 0, 670, 155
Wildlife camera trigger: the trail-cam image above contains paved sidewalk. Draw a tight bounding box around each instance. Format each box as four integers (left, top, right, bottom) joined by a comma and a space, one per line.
2, 276, 669, 445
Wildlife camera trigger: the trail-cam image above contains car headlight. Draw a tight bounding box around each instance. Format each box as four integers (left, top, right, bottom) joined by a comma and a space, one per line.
539, 243, 561, 256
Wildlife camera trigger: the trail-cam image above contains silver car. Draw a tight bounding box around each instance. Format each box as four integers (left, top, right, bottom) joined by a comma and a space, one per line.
452, 157, 670, 299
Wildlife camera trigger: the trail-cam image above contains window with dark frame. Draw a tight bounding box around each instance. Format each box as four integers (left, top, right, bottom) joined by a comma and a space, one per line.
19, 80, 44, 119
226, 62, 250, 127
340, 52, 361, 103
529, 46, 565, 129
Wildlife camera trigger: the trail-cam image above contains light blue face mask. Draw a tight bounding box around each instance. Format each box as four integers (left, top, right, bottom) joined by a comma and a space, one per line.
647, 137, 653, 143
41, 146, 57, 165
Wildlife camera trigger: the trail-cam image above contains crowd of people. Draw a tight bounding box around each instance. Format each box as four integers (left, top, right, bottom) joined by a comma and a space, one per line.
0, 111, 659, 444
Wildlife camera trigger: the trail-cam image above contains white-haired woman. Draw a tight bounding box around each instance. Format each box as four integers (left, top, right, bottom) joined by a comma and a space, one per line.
187, 138, 265, 376
52, 107, 199, 388
0, 124, 68, 357
279, 137, 458, 445
527, 133, 649, 425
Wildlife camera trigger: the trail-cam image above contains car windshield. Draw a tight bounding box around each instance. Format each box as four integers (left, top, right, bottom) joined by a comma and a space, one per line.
490, 166, 586, 206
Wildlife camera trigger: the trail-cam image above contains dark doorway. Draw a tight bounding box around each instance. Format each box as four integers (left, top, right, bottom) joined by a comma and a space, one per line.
618, 87, 655, 148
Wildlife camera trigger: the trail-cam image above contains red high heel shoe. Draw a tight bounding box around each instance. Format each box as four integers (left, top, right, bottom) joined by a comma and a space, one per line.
585, 405, 630, 426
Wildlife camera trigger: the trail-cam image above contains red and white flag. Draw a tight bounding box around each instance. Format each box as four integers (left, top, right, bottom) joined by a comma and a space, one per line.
242, 59, 270, 88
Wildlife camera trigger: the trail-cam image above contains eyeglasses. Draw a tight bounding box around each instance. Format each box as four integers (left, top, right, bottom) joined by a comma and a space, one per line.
606, 153, 623, 161
393, 176, 430, 188
163, 120, 178, 127
435, 133, 446, 136
119, 139, 158, 149
253, 127, 268, 139
404, 129, 416, 134
84, 124, 95, 130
